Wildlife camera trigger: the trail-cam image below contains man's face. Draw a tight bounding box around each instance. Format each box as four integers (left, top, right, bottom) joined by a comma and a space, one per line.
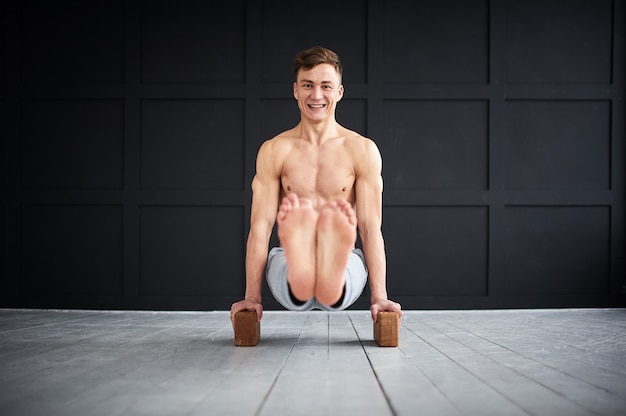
293, 64, 344, 122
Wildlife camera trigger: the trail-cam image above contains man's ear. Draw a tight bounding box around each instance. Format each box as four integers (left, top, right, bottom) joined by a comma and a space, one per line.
337, 84, 344, 102
293, 82, 298, 100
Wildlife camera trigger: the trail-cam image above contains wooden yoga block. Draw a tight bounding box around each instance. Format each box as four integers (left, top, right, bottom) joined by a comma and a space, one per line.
374, 311, 399, 347
234, 310, 260, 346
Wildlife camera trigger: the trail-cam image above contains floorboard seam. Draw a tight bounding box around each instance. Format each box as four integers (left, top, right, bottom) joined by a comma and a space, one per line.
253, 313, 310, 416
348, 314, 398, 416
420, 319, 601, 415
405, 323, 535, 416
444, 319, 626, 405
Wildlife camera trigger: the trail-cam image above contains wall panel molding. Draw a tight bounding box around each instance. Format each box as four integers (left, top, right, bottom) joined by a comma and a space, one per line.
1, 0, 623, 310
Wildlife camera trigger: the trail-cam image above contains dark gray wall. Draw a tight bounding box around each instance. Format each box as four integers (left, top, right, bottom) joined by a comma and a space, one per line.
1, 0, 624, 310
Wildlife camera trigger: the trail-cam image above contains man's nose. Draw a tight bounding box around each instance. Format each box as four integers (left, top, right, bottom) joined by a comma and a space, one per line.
311, 87, 323, 99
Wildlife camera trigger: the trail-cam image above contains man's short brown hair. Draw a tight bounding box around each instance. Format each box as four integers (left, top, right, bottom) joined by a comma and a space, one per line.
294, 46, 342, 80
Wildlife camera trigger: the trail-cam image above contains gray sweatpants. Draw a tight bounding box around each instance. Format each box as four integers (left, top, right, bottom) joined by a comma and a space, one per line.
265, 247, 368, 311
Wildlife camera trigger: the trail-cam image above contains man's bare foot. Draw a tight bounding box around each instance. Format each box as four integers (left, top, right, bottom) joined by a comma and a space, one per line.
277, 194, 318, 301
315, 200, 357, 305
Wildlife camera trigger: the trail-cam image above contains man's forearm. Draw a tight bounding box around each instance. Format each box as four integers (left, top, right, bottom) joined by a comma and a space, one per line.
244, 276, 263, 302
363, 232, 403, 318
368, 267, 388, 303
362, 233, 388, 302
244, 236, 268, 302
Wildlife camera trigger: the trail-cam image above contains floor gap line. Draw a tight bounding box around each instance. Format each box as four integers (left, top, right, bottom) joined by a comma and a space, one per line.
348, 314, 398, 416
253, 312, 311, 416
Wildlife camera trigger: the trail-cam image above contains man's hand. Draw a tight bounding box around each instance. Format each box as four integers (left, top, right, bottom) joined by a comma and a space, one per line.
230, 298, 263, 328
370, 298, 403, 323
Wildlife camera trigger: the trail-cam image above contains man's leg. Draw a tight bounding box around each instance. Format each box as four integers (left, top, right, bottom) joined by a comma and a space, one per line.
315, 200, 357, 305
276, 194, 318, 301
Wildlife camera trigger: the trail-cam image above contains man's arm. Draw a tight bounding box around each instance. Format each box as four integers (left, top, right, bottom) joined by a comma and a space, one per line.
355, 138, 402, 322
230, 140, 281, 323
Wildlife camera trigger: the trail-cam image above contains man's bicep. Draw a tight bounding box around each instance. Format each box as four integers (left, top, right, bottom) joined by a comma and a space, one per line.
356, 176, 383, 229
356, 172, 383, 232
251, 175, 280, 226
251, 140, 281, 222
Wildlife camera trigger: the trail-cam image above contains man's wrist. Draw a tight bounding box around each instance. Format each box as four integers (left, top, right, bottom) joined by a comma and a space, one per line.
244, 295, 262, 303
370, 293, 388, 304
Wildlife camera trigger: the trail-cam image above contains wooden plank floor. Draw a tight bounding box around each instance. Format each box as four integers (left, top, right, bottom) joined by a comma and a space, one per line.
1, 309, 625, 416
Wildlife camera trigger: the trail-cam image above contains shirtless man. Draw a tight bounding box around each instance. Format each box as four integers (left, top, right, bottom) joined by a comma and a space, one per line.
230, 46, 402, 325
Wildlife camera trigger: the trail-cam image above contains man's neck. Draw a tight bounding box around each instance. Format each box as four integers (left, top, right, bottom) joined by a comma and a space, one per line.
297, 118, 341, 145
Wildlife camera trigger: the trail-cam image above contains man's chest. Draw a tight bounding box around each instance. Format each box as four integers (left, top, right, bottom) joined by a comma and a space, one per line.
280, 152, 355, 199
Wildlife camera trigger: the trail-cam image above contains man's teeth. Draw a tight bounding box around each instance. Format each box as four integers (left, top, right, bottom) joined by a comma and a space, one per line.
309, 104, 324, 108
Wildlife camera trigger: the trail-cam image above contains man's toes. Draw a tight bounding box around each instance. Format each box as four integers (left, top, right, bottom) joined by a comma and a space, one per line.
286, 193, 299, 207
300, 198, 313, 209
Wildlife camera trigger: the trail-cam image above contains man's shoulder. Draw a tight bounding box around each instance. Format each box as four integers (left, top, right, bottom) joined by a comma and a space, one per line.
256, 129, 297, 165
342, 128, 378, 152
264, 128, 298, 147
340, 129, 382, 173
260, 127, 293, 143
